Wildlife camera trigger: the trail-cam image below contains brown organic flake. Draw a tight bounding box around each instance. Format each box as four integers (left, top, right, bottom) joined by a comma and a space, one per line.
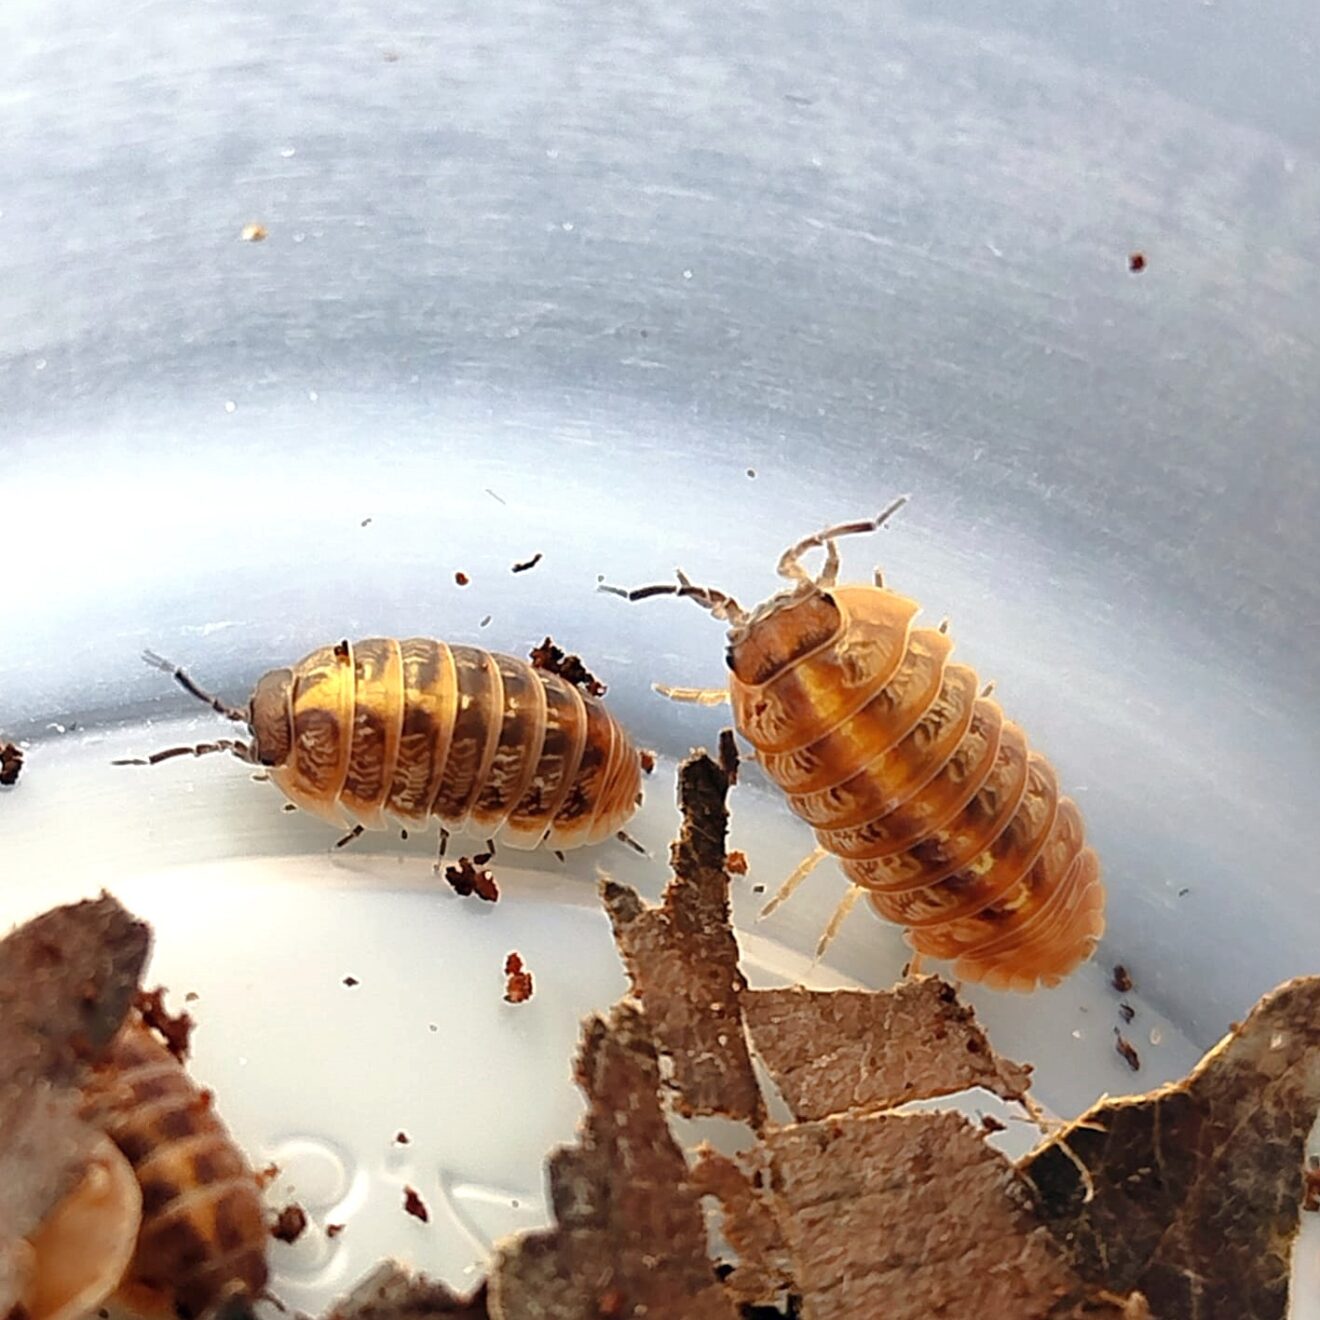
727, 850, 748, 876
271, 1203, 308, 1244
1111, 965, 1133, 993
326, 1222, 345, 1239
488, 1003, 736, 1319
0, 740, 23, 787
1020, 974, 1320, 1320
691, 1146, 794, 1309
324, 1261, 488, 1320
1303, 1161, 1320, 1214
742, 976, 1031, 1121
504, 952, 534, 1004
638, 748, 656, 775
454, 571, 470, 587
343, 976, 359, 987
445, 857, 499, 903
1113, 1031, 1141, 1072
981, 1113, 1008, 1134
403, 1186, 429, 1223
764, 1109, 1086, 1319
1118, 1002, 1135, 1024
717, 728, 739, 784
133, 985, 194, 1063
600, 750, 762, 1124
511, 552, 543, 573
395, 1131, 410, 1145
1128, 252, 1146, 272
528, 637, 607, 697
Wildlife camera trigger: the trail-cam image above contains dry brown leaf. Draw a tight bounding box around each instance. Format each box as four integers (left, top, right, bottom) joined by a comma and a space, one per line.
1020, 974, 1320, 1320
764, 1109, 1091, 1320
742, 977, 1032, 1120
325, 1260, 489, 1320
690, 1145, 795, 1310
488, 1002, 737, 1320
600, 748, 761, 1124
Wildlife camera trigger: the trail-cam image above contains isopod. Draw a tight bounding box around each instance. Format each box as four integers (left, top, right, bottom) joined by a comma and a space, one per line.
80, 1010, 270, 1319
604, 499, 1106, 991
118, 638, 643, 853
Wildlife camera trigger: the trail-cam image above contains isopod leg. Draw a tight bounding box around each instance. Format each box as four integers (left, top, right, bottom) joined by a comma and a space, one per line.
759, 845, 829, 919
812, 883, 864, 962
653, 683, 730, 706
433, 827, 450, 872
334, 824, 365, 849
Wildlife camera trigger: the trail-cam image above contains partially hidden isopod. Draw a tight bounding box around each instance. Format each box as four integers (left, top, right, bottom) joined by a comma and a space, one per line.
85, 1010, 270, 1319
19, 1011, 268, 1320
604, 499, 1106, 991
118, 638, 643, 853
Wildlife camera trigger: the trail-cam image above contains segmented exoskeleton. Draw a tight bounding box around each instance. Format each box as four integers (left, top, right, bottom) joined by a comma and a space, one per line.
119, 638, 643, 854
605, 500, 1106, 991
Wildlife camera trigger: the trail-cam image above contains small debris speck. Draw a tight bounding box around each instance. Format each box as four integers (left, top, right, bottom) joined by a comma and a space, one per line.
1111, 964, 1134, 993
1128, 251, 1146, 272
241, 223, 268, 242
403, 1186, 429, 1222
1119, 1001, 1135, 1024
0, 740, 24, 787
444, 857, 500, 902
504, 951, 534, 1004
1114, 1029, 1141, 1072
343, 975, 359, 987
727, 851, 749, 876
271, 1204, 308, 1244
511, 551, 543, 574
395, 1130, 410, 1145
361, 517, 373, 527
326, 1222, 345, 1239
454, 571, 470, 587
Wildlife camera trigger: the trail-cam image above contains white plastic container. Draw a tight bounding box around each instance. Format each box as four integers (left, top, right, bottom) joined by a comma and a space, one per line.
2, 1, 1317, 1312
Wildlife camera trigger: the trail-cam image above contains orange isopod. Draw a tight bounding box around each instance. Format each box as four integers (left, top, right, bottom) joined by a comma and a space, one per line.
118, 638, 643, 854
605, 499, 1106, 991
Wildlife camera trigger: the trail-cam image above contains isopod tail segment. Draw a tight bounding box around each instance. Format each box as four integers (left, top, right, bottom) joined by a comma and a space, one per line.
599, 495, 1107, 992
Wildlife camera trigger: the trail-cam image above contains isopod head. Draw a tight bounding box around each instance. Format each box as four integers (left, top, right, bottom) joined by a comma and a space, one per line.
247, 667, 295, 767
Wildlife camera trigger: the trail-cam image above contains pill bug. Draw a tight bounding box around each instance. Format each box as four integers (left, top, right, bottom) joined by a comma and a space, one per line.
604, 499, 1106, 991
117, 637, 643, 853
80, 1010, 270, 1319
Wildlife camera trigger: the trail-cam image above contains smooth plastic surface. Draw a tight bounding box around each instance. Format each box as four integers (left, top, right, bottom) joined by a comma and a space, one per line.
2, 0, 1318, 1311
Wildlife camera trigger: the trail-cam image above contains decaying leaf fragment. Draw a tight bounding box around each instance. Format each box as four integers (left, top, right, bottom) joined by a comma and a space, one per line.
742, 977, 1032, 1121
488, 1002, 737, 1320
1021, 974, 1320, 1320
763, 1109, 1090, 1320
325, 1260, 489, 1320
0, 895, 150, 1306
690, 1146, 795, 1311
600, 748, 761, 1123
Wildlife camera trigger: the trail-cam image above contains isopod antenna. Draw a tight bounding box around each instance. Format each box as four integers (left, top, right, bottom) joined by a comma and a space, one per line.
112, 650, 256, 767
598, 569, 748, 626
140, 649, 249, 722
